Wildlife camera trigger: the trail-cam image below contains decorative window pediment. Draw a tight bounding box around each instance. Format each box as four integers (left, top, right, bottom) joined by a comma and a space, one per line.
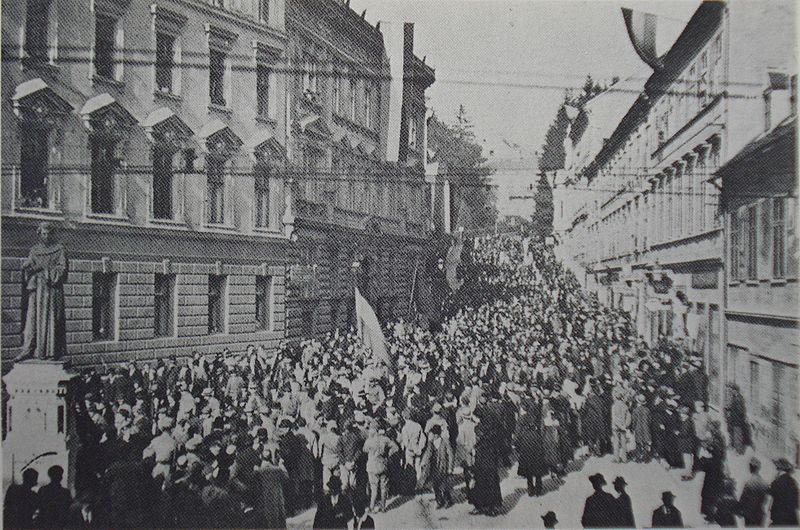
79, 93, 137, 138
252, 40, 282, 64
199, 119, 242, 156
297, 114, 331, 139
151, 4, 187, 34
11, 78, 73, 125
142, 107, 193, 151
246, 129, 286, 162
205, 23, 237, 51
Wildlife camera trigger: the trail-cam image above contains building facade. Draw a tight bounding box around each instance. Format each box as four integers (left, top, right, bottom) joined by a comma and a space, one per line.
1, 0, 436, 365
555, 0, 796, 428
2, 0, 295, 366
276, 0, 434, 340
719, 111, 798, 463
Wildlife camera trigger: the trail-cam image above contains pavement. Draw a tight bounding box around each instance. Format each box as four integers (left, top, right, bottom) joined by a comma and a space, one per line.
286, 448, 780, 529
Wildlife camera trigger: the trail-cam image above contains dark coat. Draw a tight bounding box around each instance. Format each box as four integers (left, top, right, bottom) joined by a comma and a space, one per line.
739, 473, 769, 526
313, 493, 354, 530
614, 491, 635, 528
515, 412, 546, 478
769, 473, 800, 526
470, 423, 502, 511
4, 483, 38, 529
652, 505, 683, 528
35, 482, 72, 529
581, 490, 617, 528
698, 446, 725, 517
582, 394, 605, 443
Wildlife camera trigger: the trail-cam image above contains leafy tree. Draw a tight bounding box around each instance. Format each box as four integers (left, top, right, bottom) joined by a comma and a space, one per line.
428, 106, 496, 233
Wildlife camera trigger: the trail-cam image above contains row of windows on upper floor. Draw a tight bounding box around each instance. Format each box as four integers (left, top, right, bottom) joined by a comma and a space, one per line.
571, 141, 723, 262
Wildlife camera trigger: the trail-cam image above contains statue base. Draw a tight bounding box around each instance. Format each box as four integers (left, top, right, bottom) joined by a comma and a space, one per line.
3, 359, 78, 493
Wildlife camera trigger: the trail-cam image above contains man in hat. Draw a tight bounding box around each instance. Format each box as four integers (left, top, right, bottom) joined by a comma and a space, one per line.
631, 393, 651, 462
4, 468, 39, 529
581, 473, 616, 528
541, 511, 558, 529
738, 457, 769, 527
611, 388, 631, 463
612, 476, 635, 528
769, 458, 799, 526
36, 465, 72, 528
362, 421, 399, 512
423, 424, 454, 509
652, 491, 683, 528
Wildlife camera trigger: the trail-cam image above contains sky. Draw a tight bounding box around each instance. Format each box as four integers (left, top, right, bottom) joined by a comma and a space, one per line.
349, 0, 700, 159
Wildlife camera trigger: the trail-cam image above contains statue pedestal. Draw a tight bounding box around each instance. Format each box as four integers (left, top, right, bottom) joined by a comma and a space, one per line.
3, 360, 78, 493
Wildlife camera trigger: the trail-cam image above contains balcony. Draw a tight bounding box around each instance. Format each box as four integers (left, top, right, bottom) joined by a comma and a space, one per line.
203, 0, 270, 24
4, 165, 64, 218
147, 173, 186, 227
82, 172, 128, 222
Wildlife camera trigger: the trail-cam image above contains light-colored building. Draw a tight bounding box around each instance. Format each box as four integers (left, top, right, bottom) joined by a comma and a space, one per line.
2, 0, 292, 365
555, 0, 797, 433
718, 107, 798, 463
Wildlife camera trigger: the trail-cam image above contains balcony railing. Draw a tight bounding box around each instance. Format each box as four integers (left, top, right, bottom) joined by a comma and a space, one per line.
5, 165, 64, 217
148, 173, 186, 226
204, 0, 269, 24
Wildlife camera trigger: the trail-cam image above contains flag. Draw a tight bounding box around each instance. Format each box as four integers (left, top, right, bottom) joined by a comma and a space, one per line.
355, 287, 391, 367
621, 8, 663, 71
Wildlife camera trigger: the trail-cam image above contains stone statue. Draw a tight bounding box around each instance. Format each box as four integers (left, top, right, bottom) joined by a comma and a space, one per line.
17, 222, 68, 361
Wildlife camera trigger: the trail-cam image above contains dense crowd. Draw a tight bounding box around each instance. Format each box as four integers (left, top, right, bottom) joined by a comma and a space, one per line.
3, 235, 798, 529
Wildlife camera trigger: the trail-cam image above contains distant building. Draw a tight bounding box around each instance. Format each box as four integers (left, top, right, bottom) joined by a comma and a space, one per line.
284, 0, 435, 333
556, 0, 797, 432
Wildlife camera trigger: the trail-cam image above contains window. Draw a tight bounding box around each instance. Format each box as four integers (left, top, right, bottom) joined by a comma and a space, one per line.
19, 126, 50, 208
764, 91, 772, 131
152, 148, 173, 219
91, 140, 117, 214
254, 161, 271, 228
332, 70, 342, 114
25, 0, 51, 61
255, 275, 273, 330
256, 64, 271, 118
303, 57, 318, 94
208, 274, 226, 334
349, 78, 356, 120
258, 0, 270, 23
773, 198, 785, 278
92, 272, 116, 341
154, 274, 175, 337
155, 32, 175, 94
206, 157, 226, 224
714, 34, 722, 63
747, 205, 758, 279
301, 301, 315, 337
750, 361, 760, 417
363, 83, 372, 128
731, 210, 741, 281
209, 50, 226, 106
409, 117, 418, 149
94, 13, 116, 79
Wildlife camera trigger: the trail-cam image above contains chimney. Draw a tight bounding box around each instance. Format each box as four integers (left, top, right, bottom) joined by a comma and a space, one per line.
764, 68, 792, 131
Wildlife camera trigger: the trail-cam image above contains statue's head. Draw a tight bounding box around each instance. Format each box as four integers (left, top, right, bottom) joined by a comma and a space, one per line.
37, 222, 52, 244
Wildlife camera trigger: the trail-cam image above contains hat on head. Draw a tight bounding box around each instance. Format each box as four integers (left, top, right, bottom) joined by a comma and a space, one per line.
588, 473, 606, 487
662, 491, 676, 501
613, 476, 627, 487
636, 394, 646, 404
185, 434, 203, 451
202, 387, 213, 396
775, 458, 794, 472
541, 511, 558, 526
432, 403, 442, 413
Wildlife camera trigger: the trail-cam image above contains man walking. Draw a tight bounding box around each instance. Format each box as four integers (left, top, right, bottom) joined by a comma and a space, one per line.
739, 457, 769, 527
581, 473, 616, 528
424, 425, 455, 508
652, 491, 683, 528
769, 458, 799, 527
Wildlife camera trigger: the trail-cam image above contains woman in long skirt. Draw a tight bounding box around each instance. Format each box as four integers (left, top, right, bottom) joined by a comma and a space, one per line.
470, 420, 503, 515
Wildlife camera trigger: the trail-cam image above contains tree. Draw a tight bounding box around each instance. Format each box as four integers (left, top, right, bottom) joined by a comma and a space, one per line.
531, 172, 553, 241
428, 107, 496, 233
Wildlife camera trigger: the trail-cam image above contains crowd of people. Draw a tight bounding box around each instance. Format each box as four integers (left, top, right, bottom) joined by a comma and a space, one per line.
3, 235, 798, 529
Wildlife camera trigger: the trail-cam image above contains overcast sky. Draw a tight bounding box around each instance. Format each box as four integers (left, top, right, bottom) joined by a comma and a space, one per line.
350, 0, 700, 159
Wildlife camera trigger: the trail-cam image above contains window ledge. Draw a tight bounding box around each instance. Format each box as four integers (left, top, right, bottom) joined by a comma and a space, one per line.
154, 90, 183, 103
770, 278, 788, 286
148, 217, 187, 229
202, 222, 237, 232
744, 280, 759, 286
255, 115, 277, 126
83, 213, 131, 226
9, 206, 64, 220
253, 226, 286, 238
208, 103, 233, 116
92, 74, 124, 90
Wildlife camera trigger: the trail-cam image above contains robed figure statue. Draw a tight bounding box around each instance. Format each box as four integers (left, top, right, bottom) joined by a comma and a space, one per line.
17, 222, 68, 361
